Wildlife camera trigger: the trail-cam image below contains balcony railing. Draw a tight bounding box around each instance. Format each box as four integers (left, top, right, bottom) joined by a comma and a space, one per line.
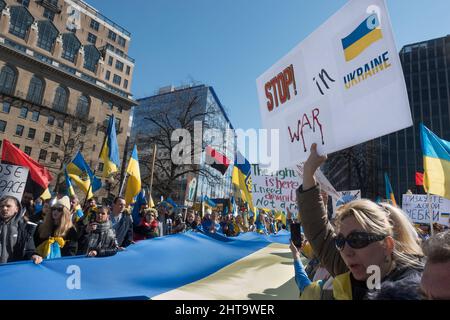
36, 0, 62, 13
69, 0, 131, 37
101, 44, 135, 63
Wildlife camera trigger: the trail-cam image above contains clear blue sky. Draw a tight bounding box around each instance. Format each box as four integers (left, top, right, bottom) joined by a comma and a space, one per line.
88, 0, 450, 130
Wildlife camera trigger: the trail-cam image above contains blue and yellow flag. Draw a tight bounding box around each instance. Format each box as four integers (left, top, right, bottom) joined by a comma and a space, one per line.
131, 189, 147, 227
232, 152, 255, 213
100, 115, 120, 178
124, 145, 141, 205
64, 167, 75, 197
420, 123, 450, 199
384, 172, 397, 206
67, 151, 102, 199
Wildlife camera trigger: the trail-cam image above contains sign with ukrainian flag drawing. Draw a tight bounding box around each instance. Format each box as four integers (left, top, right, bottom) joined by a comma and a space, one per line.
256, 0, 412, 169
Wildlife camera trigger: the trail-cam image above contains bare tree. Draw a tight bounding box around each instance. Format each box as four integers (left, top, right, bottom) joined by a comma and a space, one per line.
134, 90, 226, 200
37, 114, 96, 193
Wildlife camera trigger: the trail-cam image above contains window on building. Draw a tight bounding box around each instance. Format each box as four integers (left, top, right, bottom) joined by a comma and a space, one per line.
108, 56, 113, 66
47, 115, 55, 126
27, 76, 44, 104
113, 74, 121, 85
118, 36, 126, 47
15, 125, 24, 136
105, 70, 111, 80
0, 65, 17, 95
67, 138, 74, 150
9, 6, 34, 39
27, 128, 35, 139
39, 149, 47, 161
43, 132, 51, 143
80, 124, 87, 135
53, 86, 68, 112
118, 106, 123, 113
19, 106, 28, 118
31, 110, 39, 122
19, 0, 30, 7
24, 146, 32, 156
61, 33, 81, 63
50, 152, 58, 162
124, 79, 128, 89
71, 122, 77, 132
126, 65, 131, 75
57, 118, 64, 128
108, 30, 117, 41
90, 19, 99, 31
87, 32, 97, 45
107, 102, 113, 110
0, 0, 5, 11
83, 45, 100, 72
13, 143, 20, 148
98, 162, 104, 172
1, 101, 11, 113
76, 95, 90, 118
0, 120, 6, 132
37, 20, 58, 52
43, 8, 55, 21
115, 48, 124, 56
115, 60, 124, 71
54, 134, 61, 146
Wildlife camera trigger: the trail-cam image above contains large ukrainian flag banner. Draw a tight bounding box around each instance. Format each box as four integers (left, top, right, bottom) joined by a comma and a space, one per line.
420, 123, 450, 199
0, 232, 299, 300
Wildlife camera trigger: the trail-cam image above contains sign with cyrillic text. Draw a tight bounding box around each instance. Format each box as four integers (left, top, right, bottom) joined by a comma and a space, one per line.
402, 194, 450, 227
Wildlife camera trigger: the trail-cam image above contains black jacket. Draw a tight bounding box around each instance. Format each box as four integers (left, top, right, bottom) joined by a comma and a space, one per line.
0, 215, 37, 263
111, 212, 133, 247
78, 221, 118, 257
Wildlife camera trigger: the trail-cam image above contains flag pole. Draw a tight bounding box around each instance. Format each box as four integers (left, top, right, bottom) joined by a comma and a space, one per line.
427, 192, 434, 236
118, 172, 128, 197
148, 144, 157, 204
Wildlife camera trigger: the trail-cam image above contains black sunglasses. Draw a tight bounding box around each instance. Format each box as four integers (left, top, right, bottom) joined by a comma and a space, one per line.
334, 231, 387, 251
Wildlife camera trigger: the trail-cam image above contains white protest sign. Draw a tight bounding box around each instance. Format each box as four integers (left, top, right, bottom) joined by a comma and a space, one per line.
402, 194, 450, 227
252, 164, 300, 212
295, 163, 340, 200
332, 190, 361, 216
256, 0, 412, 170
0, 164, 29, 202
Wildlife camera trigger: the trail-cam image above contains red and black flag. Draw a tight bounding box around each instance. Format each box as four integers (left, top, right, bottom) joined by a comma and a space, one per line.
205, 146, 230, 175
1, 139, 53, 199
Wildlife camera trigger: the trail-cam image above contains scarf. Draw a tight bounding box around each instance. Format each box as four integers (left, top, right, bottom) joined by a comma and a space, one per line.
36, 237, 65, 259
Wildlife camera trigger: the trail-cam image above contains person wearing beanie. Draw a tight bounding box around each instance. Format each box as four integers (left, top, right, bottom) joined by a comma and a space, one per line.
35, 196, 78, 259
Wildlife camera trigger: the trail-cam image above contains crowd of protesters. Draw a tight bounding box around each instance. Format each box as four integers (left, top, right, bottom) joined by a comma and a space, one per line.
1, 144, 449, 300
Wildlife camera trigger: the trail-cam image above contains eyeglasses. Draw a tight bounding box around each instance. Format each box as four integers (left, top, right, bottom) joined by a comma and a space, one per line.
334, 231, 387, 251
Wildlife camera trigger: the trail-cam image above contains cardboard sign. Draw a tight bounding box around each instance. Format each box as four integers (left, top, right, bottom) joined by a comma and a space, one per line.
256, 0, 412, 169
332, 190, 361, 216
184, 175, 197, 207
0, 164, 29, 202
402, 194, 450, 227
252, 164, 300, 212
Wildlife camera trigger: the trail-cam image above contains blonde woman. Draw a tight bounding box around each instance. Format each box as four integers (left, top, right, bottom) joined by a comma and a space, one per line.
295, 144, 424, 300
36, 196, 78, 259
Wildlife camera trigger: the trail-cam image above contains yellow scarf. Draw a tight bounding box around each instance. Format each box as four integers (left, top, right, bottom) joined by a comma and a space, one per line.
36, 237, 66, 259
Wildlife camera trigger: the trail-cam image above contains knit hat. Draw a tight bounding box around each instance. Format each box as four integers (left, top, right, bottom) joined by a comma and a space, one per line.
54, 196, 71, 211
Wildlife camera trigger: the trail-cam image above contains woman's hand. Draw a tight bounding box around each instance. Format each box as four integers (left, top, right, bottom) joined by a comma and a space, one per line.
303, 143, 327, 190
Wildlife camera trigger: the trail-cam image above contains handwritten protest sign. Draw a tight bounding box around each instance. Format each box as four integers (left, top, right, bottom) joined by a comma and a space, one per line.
332, 190, 361, 216
256, 0, 412, 169
0, 164, 29, 202
252, 164, 299, 212
402, 194, 450, 227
